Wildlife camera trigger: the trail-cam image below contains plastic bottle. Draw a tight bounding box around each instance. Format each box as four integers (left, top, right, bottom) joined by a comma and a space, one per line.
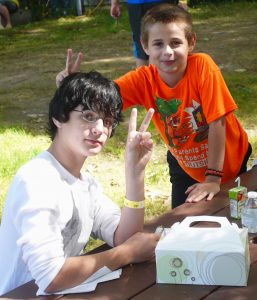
241, 191, 257, 233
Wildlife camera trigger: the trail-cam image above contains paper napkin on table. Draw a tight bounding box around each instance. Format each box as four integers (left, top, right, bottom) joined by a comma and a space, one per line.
37, 267, 122, 295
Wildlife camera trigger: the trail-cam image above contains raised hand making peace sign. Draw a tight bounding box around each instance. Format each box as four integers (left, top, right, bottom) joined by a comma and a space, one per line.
124, 108, 154, 204
56, 49, 83, 87
126, 107, 154, 174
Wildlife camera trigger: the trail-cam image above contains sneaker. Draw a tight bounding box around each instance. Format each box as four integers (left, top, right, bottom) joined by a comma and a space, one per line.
6, 23, 12, 29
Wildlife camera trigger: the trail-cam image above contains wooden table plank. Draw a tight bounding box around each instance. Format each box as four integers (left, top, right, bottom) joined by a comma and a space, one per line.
144, 189, 229, 232
222, 166, 257, 193
61, 187, 238, 300
131, 261, 257, 300
2, 167, 257, 299
131, 284, 218, 300
0, 279, 63, 300
131, 168, 257, 300
0, 298, 63, 300
144, 166, 257, 232
62, 262, 156, 300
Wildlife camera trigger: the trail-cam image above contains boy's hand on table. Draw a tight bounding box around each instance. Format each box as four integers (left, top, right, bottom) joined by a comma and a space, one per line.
185, 180, 221, 203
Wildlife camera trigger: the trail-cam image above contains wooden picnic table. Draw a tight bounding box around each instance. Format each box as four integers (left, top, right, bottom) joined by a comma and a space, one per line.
2, 166, 257, 300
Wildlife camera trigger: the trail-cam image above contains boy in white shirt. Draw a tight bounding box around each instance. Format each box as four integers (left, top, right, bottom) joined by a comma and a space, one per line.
0, 71, 159, 295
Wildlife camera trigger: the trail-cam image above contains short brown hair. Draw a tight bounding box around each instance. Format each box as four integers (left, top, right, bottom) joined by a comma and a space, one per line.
141, 4, 194, 46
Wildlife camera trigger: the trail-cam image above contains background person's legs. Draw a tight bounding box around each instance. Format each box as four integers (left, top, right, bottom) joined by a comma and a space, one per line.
127, 3, 152, 67
0, 4, 11, 28
0, 0, 19, 28
127, 1, 181, 67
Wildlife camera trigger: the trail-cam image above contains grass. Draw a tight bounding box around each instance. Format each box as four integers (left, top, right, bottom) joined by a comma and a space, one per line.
0, 129, 50, 217
0, 1, 257, 236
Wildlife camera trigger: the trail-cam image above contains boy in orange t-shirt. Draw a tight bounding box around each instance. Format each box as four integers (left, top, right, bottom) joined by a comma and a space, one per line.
57, 4, 251, 208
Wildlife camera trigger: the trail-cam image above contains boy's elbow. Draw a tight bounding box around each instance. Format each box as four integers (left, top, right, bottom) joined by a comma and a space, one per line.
45, 281, 59, 294
113, 228, 126, 246
44, 271, 66, 294
113, 234, 122, 247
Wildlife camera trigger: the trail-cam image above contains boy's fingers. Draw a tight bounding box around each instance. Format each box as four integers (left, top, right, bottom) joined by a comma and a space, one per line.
138, 108, 154, 132
74, 52, 83, 71
128, 108, 137, 134
65, 48, 73, 72
56, 70, 67, 87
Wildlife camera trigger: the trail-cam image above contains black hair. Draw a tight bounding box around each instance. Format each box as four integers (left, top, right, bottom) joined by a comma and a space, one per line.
48, 71, 123, 140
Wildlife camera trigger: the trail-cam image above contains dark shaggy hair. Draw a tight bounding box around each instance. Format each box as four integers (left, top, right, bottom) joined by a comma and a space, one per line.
48, 71, 123, 140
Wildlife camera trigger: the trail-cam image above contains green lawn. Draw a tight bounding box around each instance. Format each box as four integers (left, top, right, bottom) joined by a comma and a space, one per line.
0, 1, 257, 226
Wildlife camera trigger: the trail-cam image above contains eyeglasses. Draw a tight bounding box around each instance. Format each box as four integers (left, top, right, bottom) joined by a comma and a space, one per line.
73, 109, 118, 129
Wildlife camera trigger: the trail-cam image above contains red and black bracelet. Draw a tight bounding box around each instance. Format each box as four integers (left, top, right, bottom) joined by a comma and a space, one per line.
205, 168, 224, 178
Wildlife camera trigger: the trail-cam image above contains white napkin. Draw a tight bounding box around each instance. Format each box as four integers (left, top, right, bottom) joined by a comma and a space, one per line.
37, 267, 122, 295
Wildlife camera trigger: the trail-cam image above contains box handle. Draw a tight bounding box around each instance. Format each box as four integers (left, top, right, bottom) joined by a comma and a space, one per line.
179, 216, 231, 228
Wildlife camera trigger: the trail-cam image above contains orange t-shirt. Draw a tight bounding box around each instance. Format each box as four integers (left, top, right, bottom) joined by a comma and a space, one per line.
115, 53, 249, 183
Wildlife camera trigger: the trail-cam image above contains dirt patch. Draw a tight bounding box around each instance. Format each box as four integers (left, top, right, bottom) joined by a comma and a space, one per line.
194, 21, 257, 72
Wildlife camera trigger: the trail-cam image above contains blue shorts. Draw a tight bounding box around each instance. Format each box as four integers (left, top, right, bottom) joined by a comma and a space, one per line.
127, 1, 179, 60
0, 0, 18, 13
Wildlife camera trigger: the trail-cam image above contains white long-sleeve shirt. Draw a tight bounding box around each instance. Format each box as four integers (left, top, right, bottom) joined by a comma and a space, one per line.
0, 151, 120, 295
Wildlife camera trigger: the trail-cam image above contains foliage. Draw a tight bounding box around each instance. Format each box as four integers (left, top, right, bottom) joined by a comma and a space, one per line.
20, 0, 49, 20
20, 0, 79, 20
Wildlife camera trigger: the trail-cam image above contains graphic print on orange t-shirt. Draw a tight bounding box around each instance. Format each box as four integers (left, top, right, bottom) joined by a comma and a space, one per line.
156, 97, 209, 170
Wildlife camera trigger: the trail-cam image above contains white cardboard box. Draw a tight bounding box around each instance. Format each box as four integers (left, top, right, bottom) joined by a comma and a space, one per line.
155, 216, 250, 286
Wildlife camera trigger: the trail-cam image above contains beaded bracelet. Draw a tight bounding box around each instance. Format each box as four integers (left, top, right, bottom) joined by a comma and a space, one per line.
205, 168, 224, 178
124, 198, 145, 209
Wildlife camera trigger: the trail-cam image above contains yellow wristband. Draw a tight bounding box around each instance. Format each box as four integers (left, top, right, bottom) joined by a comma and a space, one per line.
124, 198, 145, 209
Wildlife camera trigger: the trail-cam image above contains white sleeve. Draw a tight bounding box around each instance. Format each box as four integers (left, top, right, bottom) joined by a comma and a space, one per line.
12, 173, 66, 293
89, 180, 121, 247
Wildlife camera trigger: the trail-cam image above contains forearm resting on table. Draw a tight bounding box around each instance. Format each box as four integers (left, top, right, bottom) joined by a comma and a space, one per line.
45, 245, 130, 293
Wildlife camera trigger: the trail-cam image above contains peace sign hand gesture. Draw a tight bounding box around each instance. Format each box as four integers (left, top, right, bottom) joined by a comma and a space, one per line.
56, 49, 84, 87
125, 108, 154, 176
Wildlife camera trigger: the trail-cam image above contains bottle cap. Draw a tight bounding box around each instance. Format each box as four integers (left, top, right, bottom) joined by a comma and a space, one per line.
247, 191, 257, 198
